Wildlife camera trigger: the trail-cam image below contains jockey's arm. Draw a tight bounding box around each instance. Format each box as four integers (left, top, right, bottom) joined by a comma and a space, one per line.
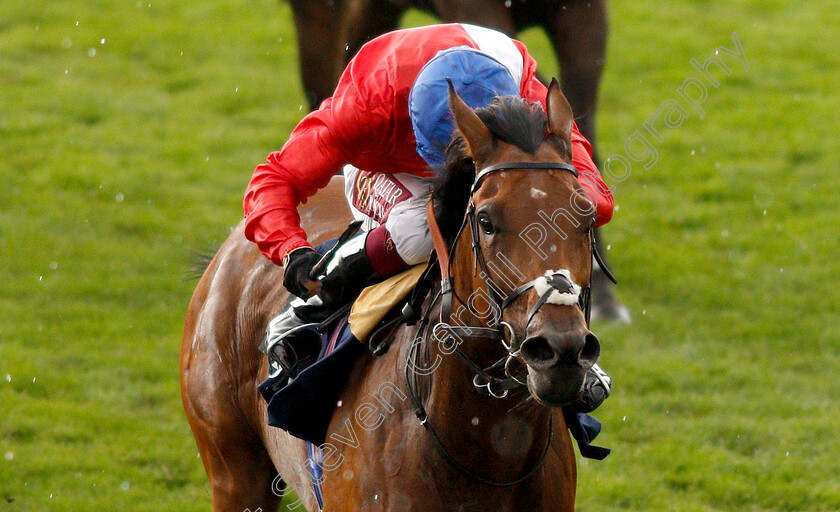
568, 127, 614, 227
243, 80, 388, 266
243, 102, 349, 266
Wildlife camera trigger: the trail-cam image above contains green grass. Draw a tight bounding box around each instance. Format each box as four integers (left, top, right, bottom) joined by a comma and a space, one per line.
1, 0, 838, 510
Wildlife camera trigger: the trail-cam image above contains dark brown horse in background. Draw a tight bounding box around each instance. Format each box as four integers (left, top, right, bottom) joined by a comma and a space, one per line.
287, 0, 629, 322
182, 82, 602, 510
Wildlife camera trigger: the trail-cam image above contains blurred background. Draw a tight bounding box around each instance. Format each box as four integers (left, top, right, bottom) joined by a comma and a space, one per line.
1, 0, 838, 510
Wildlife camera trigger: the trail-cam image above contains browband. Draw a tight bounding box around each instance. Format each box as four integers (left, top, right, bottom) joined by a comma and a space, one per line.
471, 161, 578, 194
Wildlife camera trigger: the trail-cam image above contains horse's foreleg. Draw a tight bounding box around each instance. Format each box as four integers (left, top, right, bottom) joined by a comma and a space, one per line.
185, 395, 282, 511
182, 336, 282, 512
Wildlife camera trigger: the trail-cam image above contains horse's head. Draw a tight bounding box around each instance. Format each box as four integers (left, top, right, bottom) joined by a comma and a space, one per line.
437, 80, 600, 407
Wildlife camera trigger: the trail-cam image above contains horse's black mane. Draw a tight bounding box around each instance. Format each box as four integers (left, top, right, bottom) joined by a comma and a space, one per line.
431, 95, 565, 243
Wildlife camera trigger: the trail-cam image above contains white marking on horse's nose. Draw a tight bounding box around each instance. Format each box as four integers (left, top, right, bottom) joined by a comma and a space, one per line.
530, 187, 547, 199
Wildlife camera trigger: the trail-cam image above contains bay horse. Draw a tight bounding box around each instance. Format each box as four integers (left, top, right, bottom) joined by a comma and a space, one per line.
181, 80, 601, 511
286, 2, 628, 322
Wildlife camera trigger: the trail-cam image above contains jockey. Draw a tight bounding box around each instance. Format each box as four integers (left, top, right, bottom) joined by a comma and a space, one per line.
244, 23, 614, 411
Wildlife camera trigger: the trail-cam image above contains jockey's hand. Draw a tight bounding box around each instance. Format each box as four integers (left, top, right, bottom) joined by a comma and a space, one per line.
282, 248, 322, 298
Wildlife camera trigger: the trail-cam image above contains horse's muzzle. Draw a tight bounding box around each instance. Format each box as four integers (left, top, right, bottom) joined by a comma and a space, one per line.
520, 328, 600, 372
520, 328, 600, 407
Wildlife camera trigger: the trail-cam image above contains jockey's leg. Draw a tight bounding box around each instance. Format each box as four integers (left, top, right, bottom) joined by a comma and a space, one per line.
264, 166, 426, 381
264, 296, 327, 381
263, 234, 380, 381
572, 362, 612, 413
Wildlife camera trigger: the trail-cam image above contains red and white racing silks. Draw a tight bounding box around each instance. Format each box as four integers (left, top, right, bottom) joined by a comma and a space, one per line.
243, 23, 614, 275
343, 167, 434, 275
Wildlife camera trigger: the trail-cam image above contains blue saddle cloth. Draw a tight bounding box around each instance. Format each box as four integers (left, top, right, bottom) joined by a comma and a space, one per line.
258, 315, 364, 446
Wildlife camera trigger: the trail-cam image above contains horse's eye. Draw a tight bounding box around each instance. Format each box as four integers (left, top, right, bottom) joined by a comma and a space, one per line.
477, 213, 495, 235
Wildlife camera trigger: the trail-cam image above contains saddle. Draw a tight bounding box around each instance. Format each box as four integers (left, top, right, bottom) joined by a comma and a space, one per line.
258, 263, 429, 445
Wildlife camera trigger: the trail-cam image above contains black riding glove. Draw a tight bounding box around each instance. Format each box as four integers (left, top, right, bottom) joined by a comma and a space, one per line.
282, 248, 321, 298
318, 248, 378, 306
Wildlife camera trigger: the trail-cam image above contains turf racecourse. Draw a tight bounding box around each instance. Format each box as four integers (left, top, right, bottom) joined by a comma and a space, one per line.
1, 0, 838, 510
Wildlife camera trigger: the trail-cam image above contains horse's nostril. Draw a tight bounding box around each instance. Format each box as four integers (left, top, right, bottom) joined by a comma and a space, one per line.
520, 336, 558, 367
580, 332, 601, 366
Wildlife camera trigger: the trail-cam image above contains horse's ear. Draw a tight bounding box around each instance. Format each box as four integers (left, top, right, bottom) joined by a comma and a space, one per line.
448, 79, 493, 162
546, 78, 574, 143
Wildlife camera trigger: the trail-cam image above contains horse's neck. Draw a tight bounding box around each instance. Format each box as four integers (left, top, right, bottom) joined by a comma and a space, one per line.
405, 263, 553, 481
421, 335, 552, 471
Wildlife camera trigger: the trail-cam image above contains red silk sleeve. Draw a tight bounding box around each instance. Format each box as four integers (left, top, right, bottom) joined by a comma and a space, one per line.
243, 102, 348, 265
243, 61, 390, 265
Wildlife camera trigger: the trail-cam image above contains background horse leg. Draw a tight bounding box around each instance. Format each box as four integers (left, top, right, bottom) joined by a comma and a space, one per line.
544, 0, 607, 162
544, 0, 630, 323
344, 0, 403, 61
289, 0, 358, 110
289, 0, 401, 110
432, 0, 517, 34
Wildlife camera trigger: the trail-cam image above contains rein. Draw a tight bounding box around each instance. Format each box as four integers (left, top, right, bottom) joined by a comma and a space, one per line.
404, 160, 614, 487
403, 284, 552, 487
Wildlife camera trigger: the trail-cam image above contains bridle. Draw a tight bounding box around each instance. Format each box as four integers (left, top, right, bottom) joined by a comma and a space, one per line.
404, 159, 615, 487
428, 160, 614, 398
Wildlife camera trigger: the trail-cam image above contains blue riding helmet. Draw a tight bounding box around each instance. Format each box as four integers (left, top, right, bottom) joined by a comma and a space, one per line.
409, 47, 520, 169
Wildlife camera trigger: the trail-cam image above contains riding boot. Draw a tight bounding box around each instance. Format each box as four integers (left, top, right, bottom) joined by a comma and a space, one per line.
263, 296, 330, 382
264, 235, 380, 382
570, 363, 612, 413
